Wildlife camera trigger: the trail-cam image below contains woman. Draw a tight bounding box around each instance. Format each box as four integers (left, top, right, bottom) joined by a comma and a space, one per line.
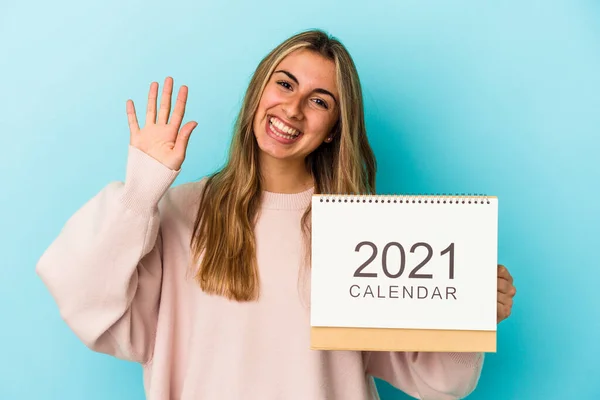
37, 29, 516, 399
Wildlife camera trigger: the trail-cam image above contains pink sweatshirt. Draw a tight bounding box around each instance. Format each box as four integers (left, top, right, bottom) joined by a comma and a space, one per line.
37, 146, 484, 400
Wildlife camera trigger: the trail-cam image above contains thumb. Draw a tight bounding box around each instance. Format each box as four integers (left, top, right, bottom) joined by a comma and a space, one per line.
174, 121, 198, 158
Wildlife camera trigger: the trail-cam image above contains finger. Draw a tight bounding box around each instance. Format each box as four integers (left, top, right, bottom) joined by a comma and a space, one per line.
498, 264, 513, 283
146, 81, 159, 125
497, 292, 513, 308
497, 277, 512, 294
126, 99, 139, 135
497, 302, 511, 323
170, 85, 189, 130
157, 77, 174, 125
498, 277, 517, 298
174, 121, 198, 160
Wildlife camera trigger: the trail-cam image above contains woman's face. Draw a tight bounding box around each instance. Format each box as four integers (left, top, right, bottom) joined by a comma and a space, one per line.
252, 48, 340, 164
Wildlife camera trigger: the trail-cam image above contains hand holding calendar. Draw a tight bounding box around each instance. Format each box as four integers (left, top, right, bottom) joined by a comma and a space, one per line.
310, 194, 502, 352
497, 264, 516, 323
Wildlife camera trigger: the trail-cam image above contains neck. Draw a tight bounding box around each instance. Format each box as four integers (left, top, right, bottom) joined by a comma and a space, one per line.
259, 154, 313, 194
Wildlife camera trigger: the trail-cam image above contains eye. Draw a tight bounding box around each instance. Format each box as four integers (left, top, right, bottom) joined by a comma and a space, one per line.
276, 81, 292, 90
312, 98, 329, 110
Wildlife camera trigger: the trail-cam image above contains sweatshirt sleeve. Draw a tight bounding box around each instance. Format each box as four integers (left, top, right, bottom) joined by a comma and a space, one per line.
364, 351, 484, 399
36, 146, 179, 364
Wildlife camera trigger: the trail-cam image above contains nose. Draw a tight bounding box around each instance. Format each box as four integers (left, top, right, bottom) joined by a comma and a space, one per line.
282, 95, 304, 120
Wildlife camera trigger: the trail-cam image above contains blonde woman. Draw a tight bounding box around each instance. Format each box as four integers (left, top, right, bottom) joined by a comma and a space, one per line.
37, 29, 516, 399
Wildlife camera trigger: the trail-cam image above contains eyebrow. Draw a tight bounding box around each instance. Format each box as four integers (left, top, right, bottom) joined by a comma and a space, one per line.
274, 70, 338, 105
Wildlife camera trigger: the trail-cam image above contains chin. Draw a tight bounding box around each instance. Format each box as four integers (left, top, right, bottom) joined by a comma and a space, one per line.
256, 136, 294, 161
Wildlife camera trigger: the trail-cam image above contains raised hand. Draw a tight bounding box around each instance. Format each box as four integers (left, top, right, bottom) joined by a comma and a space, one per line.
126, 77, 198, 171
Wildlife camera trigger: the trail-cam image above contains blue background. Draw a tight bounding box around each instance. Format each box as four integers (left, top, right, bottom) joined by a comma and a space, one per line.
2, 0, 599, 399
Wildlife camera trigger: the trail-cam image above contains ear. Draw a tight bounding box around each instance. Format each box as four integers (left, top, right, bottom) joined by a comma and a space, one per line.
325, 118, 340, 143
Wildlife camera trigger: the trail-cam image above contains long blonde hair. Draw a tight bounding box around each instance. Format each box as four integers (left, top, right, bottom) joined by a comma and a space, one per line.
190, 29, 376, 301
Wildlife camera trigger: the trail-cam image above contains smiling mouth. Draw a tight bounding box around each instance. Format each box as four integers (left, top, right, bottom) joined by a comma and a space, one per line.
268, 116, 302, 140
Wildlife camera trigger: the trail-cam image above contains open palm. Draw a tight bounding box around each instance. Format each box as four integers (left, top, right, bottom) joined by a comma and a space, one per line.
126, 77, 197, 170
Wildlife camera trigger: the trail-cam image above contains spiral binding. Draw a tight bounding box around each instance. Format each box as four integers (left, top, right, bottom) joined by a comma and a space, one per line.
314, 193, 493, 205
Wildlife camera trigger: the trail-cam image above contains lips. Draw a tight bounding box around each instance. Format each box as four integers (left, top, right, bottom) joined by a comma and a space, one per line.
269, 116, 301, 137
265, 116, 303, 144
266, 115, 302, 144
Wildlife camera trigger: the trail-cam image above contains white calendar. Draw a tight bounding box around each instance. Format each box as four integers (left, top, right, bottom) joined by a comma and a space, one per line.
310, 194, 498, 333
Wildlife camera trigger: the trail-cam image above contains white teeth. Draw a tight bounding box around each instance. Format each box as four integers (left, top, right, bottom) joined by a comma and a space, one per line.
273, 130, 296, 140
270, 117, 300, 137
